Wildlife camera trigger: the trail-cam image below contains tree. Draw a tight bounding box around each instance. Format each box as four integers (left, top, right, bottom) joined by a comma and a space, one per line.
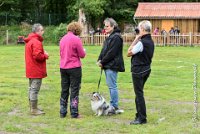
73, 0, 138, 30
74, 0, 107, 29
104, 0, 138, 26
0, 0, 20, 15
0, 0, 199, 26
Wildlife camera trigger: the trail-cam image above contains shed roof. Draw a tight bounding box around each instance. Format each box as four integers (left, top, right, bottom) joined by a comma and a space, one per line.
134, 2, 200, 19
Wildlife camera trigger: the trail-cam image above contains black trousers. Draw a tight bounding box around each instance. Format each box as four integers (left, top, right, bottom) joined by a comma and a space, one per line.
132, 70, 151, 121
60, 67, 82, 117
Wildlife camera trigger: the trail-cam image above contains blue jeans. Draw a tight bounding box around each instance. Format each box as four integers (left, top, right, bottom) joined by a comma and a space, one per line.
104, 69, 118, 108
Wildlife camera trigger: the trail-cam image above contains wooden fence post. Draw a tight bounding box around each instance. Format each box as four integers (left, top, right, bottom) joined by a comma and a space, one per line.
91, 34, 94, 45
164, 35, 166, 46
6, 30, 8, 45
190, 32, 193, 46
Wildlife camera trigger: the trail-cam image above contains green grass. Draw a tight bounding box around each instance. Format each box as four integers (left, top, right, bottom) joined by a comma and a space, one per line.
0, 45, 200, 134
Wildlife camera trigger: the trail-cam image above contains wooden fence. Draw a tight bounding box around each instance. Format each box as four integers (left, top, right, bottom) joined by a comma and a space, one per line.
81, 33, 200, 46
1, 30, 200, 46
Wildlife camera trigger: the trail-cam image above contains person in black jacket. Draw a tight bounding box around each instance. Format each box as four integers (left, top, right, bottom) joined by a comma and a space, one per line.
127, 20, 154, 125
97, 18, 125, 113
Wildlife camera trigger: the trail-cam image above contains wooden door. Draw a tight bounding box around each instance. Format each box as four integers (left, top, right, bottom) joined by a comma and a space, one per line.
162, 20, 174, 32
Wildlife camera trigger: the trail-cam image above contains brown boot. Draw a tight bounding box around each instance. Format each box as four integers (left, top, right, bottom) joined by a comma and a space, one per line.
29, 99, 43, 111
30, 100, 45, 115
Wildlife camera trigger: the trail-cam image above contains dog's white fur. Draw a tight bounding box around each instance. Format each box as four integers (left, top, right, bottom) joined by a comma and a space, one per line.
91, 92, 124, 116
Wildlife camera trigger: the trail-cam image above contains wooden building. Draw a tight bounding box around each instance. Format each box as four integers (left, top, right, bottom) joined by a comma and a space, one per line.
134, 3, 200, 34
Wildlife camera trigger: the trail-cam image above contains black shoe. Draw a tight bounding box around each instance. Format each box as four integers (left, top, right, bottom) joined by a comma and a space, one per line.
71, 114, 81, 119
60, 114, 66, 118
114, 107, 119, 110
130, 119, 147, 125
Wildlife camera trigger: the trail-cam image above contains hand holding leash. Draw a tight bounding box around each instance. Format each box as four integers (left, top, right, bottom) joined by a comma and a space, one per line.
97, 60, 102, 68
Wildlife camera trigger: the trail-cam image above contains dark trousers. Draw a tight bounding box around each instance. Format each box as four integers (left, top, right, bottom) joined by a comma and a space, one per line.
132, 70, 151, 121
60, 67, 82, 118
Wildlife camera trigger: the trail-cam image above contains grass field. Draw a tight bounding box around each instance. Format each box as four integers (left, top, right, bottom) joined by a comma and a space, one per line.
0, 45, 200, 134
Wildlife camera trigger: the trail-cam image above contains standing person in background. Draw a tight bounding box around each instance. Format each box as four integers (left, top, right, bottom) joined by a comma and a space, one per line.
127, 20, 154, 125
169, 27, 175, 44
59, 22, 86, 118
161, 28, 167, 44
97, 18, 125, 114
161, 28, 167, 36
153, 27, 159, 35
169, 27, 175, 35
24, 23, 49, 115
153, 27, 159, 43
174, 26, 180, 44
174, 26, 180, 35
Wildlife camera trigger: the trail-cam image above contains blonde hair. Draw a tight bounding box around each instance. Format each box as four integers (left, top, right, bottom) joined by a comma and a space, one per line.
67, 22, 82, 35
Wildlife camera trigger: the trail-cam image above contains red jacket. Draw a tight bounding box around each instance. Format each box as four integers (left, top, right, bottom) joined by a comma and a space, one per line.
24, 33, 48, 78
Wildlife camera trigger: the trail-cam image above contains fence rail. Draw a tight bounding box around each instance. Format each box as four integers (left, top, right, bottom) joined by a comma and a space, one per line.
1, 30, 200, 46
81, 33, 200, 46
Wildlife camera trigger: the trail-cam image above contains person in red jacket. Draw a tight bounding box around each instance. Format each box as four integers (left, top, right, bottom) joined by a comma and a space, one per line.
24, 23, 49, 115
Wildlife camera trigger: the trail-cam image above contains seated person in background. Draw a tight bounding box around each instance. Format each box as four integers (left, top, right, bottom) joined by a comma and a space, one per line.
17, 36, 25, 44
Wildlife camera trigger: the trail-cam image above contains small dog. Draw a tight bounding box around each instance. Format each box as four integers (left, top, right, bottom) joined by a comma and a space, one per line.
91, 92, 124, 116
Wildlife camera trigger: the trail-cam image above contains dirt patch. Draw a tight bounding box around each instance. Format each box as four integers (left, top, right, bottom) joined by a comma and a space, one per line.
106, 117, 130, 125
168, 100, 193, 105
0, 131, 21, 134
120, 98, 134, 103
8, 108, 22, 116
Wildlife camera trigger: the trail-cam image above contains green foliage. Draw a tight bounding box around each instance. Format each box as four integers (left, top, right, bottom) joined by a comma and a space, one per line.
79, 0, 107, 17
0, 0, 20, 15
0, 0, 199, 27
104, 0, 137, 23
0, 25, 67, 45
51, 23, 67, 44
0, 25, 31, 44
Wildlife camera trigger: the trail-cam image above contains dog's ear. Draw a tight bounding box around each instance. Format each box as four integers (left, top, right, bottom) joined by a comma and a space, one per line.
92, 92, 96, 94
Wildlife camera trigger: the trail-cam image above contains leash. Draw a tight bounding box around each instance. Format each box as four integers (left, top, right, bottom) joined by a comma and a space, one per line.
97, 69, 103, 93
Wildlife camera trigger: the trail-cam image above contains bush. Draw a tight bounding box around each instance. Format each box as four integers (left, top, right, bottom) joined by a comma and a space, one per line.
0, 24, 68, 45
0, 25, 30, 45
52, 23, 67, 44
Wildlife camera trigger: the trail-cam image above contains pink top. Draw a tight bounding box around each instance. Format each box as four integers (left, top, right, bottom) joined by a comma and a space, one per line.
60, 32, 86, 69
153, 28, 159, 35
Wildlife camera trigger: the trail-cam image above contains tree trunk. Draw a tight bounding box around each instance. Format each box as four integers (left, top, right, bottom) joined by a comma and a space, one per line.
78, 8, 88, 35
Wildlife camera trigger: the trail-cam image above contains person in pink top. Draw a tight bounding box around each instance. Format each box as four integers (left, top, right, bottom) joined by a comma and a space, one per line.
153, 27, 159, 35
59, 21, 86, 118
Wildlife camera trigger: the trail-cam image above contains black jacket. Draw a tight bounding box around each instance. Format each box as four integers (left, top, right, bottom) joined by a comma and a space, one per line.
98, 28, 125, 72
131, 34, 154, 73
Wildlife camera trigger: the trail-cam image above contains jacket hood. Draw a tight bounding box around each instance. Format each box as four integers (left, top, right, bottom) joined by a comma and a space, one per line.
110, 27, 121, 36
24, 33, 43, 43
113, 27, 121, 33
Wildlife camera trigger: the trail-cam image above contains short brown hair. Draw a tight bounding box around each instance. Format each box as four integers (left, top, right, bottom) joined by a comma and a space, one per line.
67, 22, 82, 35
